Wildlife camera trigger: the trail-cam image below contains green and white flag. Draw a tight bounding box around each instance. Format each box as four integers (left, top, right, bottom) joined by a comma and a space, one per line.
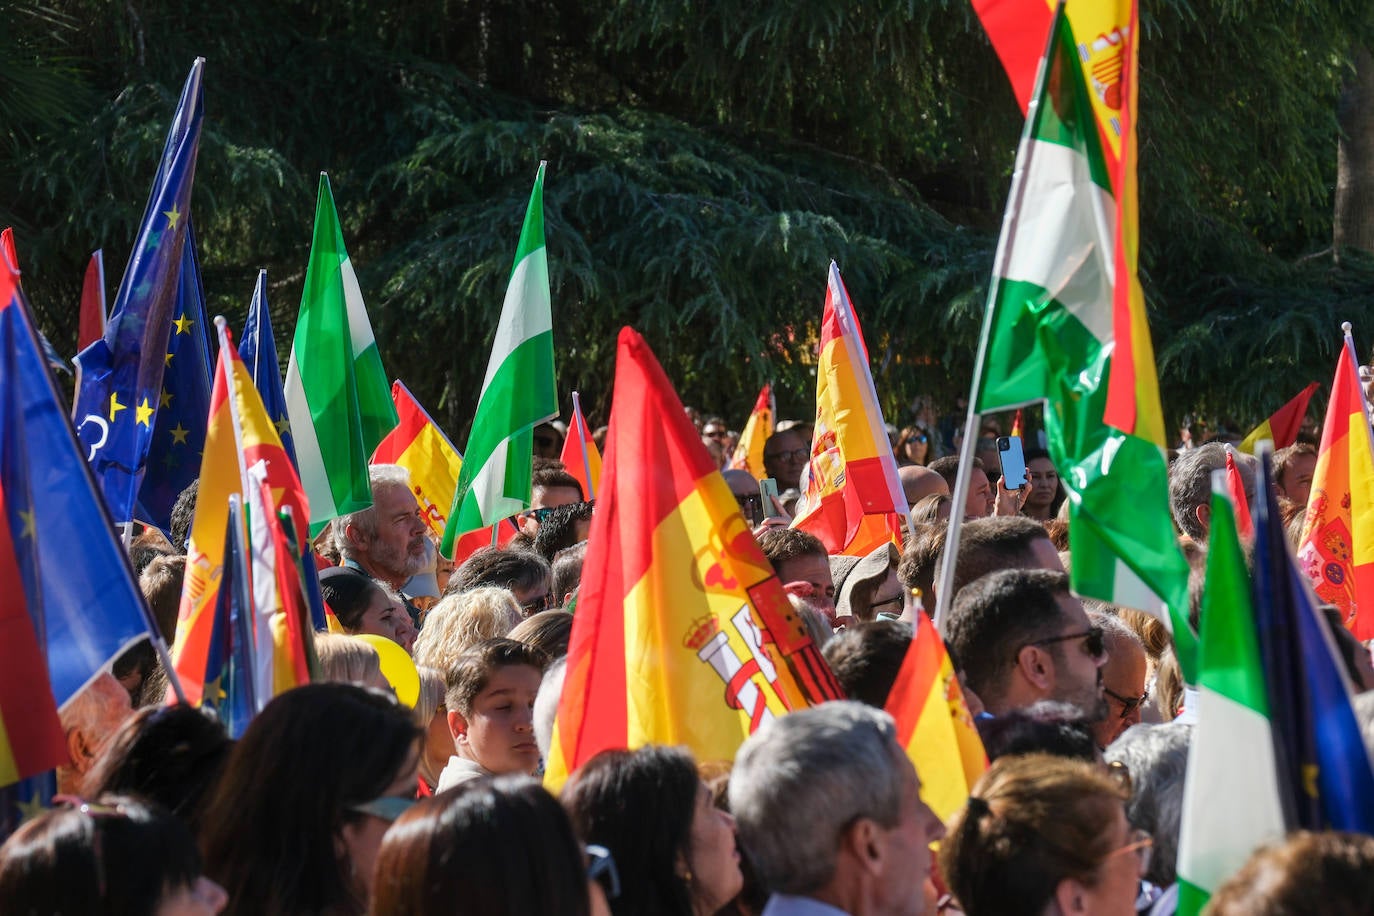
1175, 474, 1287, 915
440, 163, 557, 556
284, 173, 398, 536
972, 5, 1191, 667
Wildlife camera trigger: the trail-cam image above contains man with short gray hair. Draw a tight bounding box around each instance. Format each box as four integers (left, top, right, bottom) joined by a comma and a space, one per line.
331, 464, 429, 591
728, 701, 944, 916
1169, 442, 1255, 543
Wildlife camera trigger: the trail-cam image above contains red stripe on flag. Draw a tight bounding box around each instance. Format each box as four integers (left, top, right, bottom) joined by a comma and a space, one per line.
372, 381, 429, 464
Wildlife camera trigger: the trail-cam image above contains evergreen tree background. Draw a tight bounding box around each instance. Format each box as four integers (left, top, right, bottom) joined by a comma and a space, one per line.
4, 0, 1374, 438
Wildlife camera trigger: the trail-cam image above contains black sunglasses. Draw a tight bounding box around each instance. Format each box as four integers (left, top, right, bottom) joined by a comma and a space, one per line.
1104, 685, 1149, 719
1018, 625, 1105, 662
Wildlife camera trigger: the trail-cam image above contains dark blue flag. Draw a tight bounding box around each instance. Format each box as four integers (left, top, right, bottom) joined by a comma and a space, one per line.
0, 773, 56, 843
1252, 445, 1374, 831
202, 495, 258, 738
239, 269, 298, 469
136, 220, 213, 534
73, 59, 205, 524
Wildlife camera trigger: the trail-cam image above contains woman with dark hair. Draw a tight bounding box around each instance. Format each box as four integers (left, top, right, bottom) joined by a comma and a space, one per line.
563, 746, 742, 916
1021, 448, 1066, 522
84, 703, 232, 832
0, 793, 227, 915
318, 566, 417, 652
372, 775, 591, 915
940, 753, 1148, 916
895, 426, 933, 467
199, 684, 422, 916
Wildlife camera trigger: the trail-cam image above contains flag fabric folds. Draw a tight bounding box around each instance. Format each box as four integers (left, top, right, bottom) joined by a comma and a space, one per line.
971, 6, 1190, 654
372, 380, 466, 541
545, 327, 842, 790
79, 250, 107, 353
560, 391, 602, 500
883, 613, 986, 822
1254, 446, 1374, 832
793, 263, 910, 556
1175, 475, 1286, 915
1297, 328, 1374, 639
173, 323, 311, 708
136, 222, 213, 534
728, 384, 774, 478
73, 59, 205, 525
240, 269, 299, 469
1223, 447, 1253, 542
1239, 382, 1319, 454
442, 163, 558, 556
200, 496, 258, 738
284, 174, 398, 537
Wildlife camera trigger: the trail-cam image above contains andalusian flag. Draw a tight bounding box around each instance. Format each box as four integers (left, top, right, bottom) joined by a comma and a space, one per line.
1176, 476, 1286, 914
372, 380, 465, 541
728, 384, 774, 478
560, 391, 602, 499
1239, 382, 1319, 455
793, 263, 909, 556
972, 5, 1190, 662
284, 174, 397, 537
1297, 326, 1374, 639
441, 163, 557, 556
173, 322, 311, 707
883, 614, 986, 821
545, 328, 842, 790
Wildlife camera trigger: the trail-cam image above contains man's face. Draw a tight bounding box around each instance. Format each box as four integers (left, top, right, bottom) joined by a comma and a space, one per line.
1278, 452, 1318, 507
519, 484, 584, 536
361, 484, 428, 584
777, 553, 836, 618
1046, 593, 1109, 720
867, 569, 907, 619
449, 664, 544, 775
964, 469, 995, 520
532, 424, 563, 459
876, 753, 945, 916
763, 431, 808, 491
1093, 635, 1147, 748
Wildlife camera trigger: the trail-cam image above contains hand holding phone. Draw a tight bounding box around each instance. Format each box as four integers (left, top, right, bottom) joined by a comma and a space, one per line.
997, 436, 1027, 490
759, 478, 783, 518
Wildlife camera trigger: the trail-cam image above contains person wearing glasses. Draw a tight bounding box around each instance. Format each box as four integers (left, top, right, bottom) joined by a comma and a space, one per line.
939, 753, 1151, 916
895, 425, 933, 467
518, 464, 585, 536
1088, 612, 1149, 750
761, 428, 809, 491
943, 569, 1109, 721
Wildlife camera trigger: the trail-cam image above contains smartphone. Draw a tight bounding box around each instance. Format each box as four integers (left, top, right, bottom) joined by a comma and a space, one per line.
759, 478, 783, 518
997, 436, 1027, 489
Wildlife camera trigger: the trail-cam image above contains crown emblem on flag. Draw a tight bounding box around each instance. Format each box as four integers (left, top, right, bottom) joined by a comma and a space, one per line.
683, 614, 722, 651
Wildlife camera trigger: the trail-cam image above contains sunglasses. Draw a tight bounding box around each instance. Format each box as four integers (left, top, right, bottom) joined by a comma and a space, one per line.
764, 447, 809, 463
1104, 685, 1149, 719
586, 843, 621, 900
520, 592, 553, 615
868, 592, 905, 614
1018, 625, 1105, 662
349, 795, 416, 822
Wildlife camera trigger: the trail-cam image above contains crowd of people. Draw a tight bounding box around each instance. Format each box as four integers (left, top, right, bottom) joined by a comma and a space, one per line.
3, 406, 1372, 916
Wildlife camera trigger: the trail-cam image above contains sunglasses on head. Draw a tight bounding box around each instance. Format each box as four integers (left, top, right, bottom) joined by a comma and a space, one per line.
1018, 624, 1105, 662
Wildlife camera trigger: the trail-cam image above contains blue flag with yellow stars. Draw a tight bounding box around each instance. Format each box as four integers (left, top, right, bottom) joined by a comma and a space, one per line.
202, 495, 258, 738
74, 58, 205, 525
239, 269, 298, 469
0, 774, 55, 843
136, 220, 213, 534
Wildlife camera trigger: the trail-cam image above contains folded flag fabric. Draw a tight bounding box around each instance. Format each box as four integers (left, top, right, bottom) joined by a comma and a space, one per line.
1239, 382, 1320, 454
728, 384, 774, 478
372, 380, 465, 541
560, 391, 602, 500
239, 269, 298, 469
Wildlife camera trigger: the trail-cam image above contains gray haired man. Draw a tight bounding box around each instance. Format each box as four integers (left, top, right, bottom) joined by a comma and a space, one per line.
729, 702, 945, 916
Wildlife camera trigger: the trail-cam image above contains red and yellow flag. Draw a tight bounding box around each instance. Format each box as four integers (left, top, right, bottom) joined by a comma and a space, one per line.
792, 263, 909, 556
545, 328, 842, 790
728, 384, 774, 478
884, 614, 987, 822
1224, 448, 1254, 543
172, 325, 310, 706
1298, 330, 1374, 639
560, 391, 602, 499
372, 380, 464, 541
1239, 382, 1320, 454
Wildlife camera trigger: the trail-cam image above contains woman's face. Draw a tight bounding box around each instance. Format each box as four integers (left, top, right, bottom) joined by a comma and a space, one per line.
358, 589, 415, 652
155, 876, 228, 915
1074, 806, 1145, 916
902, 431, 930, 465
1025, 456, 1059, 510
685, 782, 742, 915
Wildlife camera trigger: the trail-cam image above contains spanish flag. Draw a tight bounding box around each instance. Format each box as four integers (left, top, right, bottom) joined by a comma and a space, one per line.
560, 391, 602, 499
1298, 328, 1374, 639
1239, 382, 1320, 454
545, 328, 842, 790
372, 380, 464, 541
728, 384, 774, 478
172, 322, 311, 706
884, 614, 986, 822
792, 263, 909, 556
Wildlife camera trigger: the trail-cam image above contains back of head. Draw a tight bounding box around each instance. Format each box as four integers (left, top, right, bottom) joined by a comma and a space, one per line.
1168, 442, 1235, 541
728, 701, 903, 895
372, 776, 589, 916
507, 609, 574, 660
532, 464, 584, 500
822, 620, 913, 708
139, 554, 187, 642
313, 632, 384, 687
939, 753, 1129, 916
0, 793, 204, 916
1102, 721, 1191, 886
927, 455, 962, 489
318, 566, 384, 630
533, 500, 595, 562
563, 745, 700, 916
447, 547, 552, 598
1208, 830, 1374, 916
946, 516, 1055, 600
976, 701, 1098, 763
756, 527, 826, 567
533, 656, 567, 760
199, 683, 421, 916
551, 541, 588, 606
414, 587, 524, 672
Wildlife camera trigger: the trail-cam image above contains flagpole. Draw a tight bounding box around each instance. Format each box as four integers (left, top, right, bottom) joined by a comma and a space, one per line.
572, 391, 595, 500
933, 407, 982, 631
213, 317, 255, 502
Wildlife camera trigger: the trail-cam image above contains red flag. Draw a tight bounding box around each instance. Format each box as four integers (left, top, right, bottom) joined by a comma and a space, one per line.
1239, 382, 1320, 454
560, 391, 602, 499
79, 251, 108, 352
1225, 448, 1253, 542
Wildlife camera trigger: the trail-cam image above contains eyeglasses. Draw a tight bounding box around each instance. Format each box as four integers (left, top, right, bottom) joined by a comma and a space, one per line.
586, 843, 621, 900
520, 592, 553, 615
1104, 828, 1153, 878
1018, 625, 1105, 662
520, 506, 558, 524
705, 429, 729, 441
349, 795, 416, 822
1104, 685, 1149, 719
869, 592, 905, 614
734, 492, 762, 519
764, 447, 809, 463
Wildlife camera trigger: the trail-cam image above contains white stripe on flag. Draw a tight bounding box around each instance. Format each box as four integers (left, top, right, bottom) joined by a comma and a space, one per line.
481, 250, 551, 393
284, 353, 334, 521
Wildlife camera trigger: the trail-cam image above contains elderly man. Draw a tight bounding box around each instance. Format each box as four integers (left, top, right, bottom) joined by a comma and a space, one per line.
729, 702, 945, 916
332, 464, 429, 591
1088, 611, 1148, 749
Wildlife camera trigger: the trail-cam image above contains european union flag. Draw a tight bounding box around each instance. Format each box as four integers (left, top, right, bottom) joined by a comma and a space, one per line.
239, 269, 298, 468
73, 59, 205, 525
0, 248, 152, 711
1252, 446, 1374, 831
0, 773, 55, 843
136, 220, 213, 534
202, 495, 258, 738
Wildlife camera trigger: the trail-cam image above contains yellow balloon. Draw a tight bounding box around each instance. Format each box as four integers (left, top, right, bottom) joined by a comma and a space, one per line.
356, 634, 420, 708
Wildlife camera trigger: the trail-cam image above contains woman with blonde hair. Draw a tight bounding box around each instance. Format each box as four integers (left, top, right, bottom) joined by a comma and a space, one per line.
314, 633, 386, 691
413, 665, 454, 797
412, 586, 523, 672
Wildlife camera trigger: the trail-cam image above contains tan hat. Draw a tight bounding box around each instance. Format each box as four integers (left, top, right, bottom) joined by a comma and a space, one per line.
829, 542, 899, 621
